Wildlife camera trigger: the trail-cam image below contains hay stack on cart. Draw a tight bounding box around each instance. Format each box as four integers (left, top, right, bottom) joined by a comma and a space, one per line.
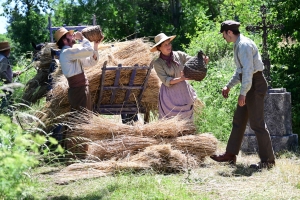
34, 39, 161, 128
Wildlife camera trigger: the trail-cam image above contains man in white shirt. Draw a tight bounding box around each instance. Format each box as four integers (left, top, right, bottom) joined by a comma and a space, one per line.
54, 27, 103, 111
210, 20, 275, 170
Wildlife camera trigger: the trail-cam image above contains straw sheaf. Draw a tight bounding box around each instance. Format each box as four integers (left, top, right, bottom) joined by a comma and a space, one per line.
168, 134, 218, 160
56, 144, 199, 182
84, 134, 217, 161
63, 114, 196, 141
35, 43, 58, 69
129, 144, 199, 172
87, 136, 159, 160
22, 69, 49, 103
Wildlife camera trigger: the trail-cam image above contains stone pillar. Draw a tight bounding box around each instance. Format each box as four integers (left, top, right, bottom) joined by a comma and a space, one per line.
241, 88, 298, 153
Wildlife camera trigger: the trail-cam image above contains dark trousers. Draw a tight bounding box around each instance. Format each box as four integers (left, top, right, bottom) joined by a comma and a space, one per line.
68, 85, 92, 111
226, 71, 275, 162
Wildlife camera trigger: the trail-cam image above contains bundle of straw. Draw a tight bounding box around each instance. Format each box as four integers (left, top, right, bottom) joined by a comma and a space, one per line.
58, 113, 195, 142
22, 69, 49, 104
35, 43, 58, 69
84, 133, 217, 161
54, 144, 198, 183
129, 144, 199, 173
87, 136, 159, 160
168, 134, 218, 160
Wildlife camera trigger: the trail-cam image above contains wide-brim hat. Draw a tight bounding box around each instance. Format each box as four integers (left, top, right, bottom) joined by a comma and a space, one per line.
0, 42, 12, 51
54, 27, 74, 43
150, 33, 176, 52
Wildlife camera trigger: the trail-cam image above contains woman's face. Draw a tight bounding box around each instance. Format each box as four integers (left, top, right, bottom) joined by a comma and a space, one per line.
158, 39, 172, 56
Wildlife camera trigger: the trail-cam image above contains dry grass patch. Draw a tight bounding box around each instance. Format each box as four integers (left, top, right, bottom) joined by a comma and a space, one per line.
186, 146, 300, 200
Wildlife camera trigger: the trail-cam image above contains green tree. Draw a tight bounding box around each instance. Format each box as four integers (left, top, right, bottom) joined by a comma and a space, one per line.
268, 0, 300, 135
2, 0, 50, 56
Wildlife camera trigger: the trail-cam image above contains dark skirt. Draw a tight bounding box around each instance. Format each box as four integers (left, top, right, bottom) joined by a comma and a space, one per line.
158, 81, 197, 119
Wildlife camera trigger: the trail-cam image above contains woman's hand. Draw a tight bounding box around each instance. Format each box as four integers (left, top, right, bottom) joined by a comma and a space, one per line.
204, 55, 209, 64
180, 71, 190, 80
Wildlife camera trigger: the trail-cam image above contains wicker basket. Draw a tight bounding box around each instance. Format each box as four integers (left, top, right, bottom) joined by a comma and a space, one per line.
183, 50, 207, 81
81, 25, 103, 42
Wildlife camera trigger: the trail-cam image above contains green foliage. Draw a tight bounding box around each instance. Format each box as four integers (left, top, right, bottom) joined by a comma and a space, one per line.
11, 53, 37, 104
267, 0, 300, 135
0, 115, 38, 199
184, 19, 232, 62
2, 0, 50, 56
0, 33, 11, 42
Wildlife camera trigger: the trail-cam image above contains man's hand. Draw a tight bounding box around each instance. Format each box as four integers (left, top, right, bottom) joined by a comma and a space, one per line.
73, 32, 83, 40
13, 71, 21, 77
238, 95, 246, 106
94, 35, 104, 50
222, 86, 230, 98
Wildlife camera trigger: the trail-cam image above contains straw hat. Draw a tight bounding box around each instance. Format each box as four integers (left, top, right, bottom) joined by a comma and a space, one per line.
150, 33, 176, 52
0, 42, 11, 51
54, 27, 74, 43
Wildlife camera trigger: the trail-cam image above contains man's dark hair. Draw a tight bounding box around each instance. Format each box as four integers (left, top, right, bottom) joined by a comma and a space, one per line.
0, 49, 10, 55
226, 30, 240, 35
57, 34, 68, 49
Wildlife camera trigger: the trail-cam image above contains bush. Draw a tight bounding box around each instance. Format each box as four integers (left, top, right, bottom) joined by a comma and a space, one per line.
0, 115, 39, 199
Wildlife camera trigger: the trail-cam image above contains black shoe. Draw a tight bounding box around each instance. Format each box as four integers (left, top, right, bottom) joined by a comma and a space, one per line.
250, 161, 275, 170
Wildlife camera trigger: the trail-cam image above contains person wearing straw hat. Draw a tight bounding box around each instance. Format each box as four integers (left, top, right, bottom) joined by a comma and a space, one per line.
0, 41, 21, 113
54, 27, 103, 111
151, 33, 209, 120
210, 20, 275, 170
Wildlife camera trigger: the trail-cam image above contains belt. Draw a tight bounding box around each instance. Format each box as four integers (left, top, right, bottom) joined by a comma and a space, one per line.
239, 71, 262, 76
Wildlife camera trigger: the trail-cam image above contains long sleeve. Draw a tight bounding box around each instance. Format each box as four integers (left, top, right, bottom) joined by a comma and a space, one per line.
0, 56, 12, 83
238, 44, 255, 96
226, 70, 241, 89
226, 34, 264, 96
153, 51, 191, 87
59, 38, 99, 78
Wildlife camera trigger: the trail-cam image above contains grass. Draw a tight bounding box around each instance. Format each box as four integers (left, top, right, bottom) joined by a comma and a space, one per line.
30, 168, 207, 200
28, 144, 300, 200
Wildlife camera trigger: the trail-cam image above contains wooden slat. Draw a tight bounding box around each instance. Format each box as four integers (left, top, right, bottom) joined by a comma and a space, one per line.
110, 64, 122, 104
138, 62, 153, 103
124, 64, 138, 102
96, 61, 107, 108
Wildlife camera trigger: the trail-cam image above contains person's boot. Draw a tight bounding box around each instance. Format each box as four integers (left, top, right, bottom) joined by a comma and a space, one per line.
250, 161, 275, 170
210, 152, 236, 164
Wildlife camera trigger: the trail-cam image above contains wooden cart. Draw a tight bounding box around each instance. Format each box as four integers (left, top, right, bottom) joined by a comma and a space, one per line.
93, 61, 153, 123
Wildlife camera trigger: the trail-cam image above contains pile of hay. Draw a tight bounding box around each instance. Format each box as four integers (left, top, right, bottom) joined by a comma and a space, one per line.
22, 43, 58, 104
53, 112, 217, 182
36, 39, 161, 127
